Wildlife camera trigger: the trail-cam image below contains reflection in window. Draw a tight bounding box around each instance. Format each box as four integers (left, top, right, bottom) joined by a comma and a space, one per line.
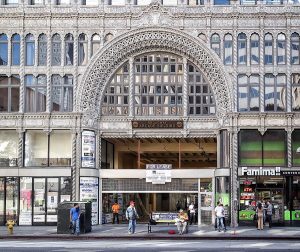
0, 75, 20, 113
264, 33, 273, 65
277, 33, 286, 65
46, 178, 59, 223
4, 0, 18, 4
108, 0, 124, 4
224, 34, 233, 65
56, 0, 70, 4
19, 178, 32, 225
214, 0, 230, 4
82, 0, 98, 5
11, 34, 20, 66
292, 73, 300, 111
49, 131, 72, 166
211, 34, 220, 57
78, 34, 88, 66
264, 74, 286, 112
38, 34, 47, 66
292, 130, 300, 166
291, 33, 300, 65
134, 0, 152, 4
25, 75, 46, 112
250, 33, 259, 64
25, 34, 35, 66
33, 178, 45, 224
91, 34, 100, 57
263, 130, 286, 166
0, 130, 18, 167
238, 74, 259, 112
51, 34, 61, 66
51, 75, 73, 112
6, 178, 18, 222
25, 131, 48, 166
0, 34, 8, 66
101, 139, 114, 169
238, 33, 247, 65
65, 34, 74, 66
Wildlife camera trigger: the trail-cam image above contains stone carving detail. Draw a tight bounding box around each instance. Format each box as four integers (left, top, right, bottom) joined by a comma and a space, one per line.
77, 27, 233, 126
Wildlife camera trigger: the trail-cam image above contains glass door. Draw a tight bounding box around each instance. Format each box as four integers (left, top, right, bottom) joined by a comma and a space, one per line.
46, 178, 59, 224
33, 178, 46, 225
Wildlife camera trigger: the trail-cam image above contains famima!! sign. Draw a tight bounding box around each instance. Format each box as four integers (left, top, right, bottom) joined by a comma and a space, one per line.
240, 167, 281, 176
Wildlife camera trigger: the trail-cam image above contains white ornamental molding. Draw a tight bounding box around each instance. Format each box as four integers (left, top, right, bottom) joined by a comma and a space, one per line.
76, 27, 233, 126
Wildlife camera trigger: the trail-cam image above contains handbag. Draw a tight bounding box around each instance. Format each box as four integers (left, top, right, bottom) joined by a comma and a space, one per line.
253, 213, 257, 221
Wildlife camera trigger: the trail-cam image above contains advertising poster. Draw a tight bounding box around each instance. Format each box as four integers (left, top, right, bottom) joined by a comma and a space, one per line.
81, 131, 96, 168
19, 213, 32, 225
146, 164, 172, 184
80, 177, 99, 225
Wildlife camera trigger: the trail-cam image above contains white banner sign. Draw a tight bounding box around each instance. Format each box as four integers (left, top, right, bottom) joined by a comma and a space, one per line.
146, 164, 172, 184
239, 167, 281, 176
81, 131, 96, 168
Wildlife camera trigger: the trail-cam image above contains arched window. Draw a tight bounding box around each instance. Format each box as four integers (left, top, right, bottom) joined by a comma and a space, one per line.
224, 34, 233, 65
292, 73, 300, 111
25, 34, 35, 66
51, 34, 61, 66
250, 33, 259, 65
65, 34, 74, 66
291, 32, 300, 65
277, 33, 286, 65
211, 33, 220, 57
237, 33, 247, 65
51, 75, 73, 112
198, 33, 207, 43
0, 34, 8, 66
91, 34, 100, 57
11, 34, 20, 66
38, 34, 47, 66
104, 33, 113, 43
78, 33, 88, 66
264, 33, 273, 65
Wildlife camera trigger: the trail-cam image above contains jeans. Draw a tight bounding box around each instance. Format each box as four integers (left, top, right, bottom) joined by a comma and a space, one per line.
128, 219, 136, 234
177, 221, 187, 234
217, 217, 225, 231
189, 213, 195, 225
72, 218, 80, 235
113, 213, 119, 224
266, 214, 272, 228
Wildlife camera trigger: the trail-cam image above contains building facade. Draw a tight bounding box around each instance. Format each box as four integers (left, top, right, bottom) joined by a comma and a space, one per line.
0, 0, 300, 227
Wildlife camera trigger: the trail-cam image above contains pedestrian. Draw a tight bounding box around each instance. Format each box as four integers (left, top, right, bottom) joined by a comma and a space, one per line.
126, 201, 139, 234
70, 203, 80, 236
266, 201, 273, 228
176, 209, 188, 235
188, 202, 195, 225
176, 200, 181, 211
256, 202, 264, 230
214, 202, 225, 232
112, 201, 120, 224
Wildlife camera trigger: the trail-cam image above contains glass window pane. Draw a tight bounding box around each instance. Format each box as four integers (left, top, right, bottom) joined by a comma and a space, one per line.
25, 130, 48, 166
239, 130, 262, 166
6, 177, 18, 222
0, 34, 8, 66
238, 33, 247, 65
0, 178, 4, 225
263, 130, 286, 166
292, 130, 300, 166
47, 178, 59, 223
238, 86, 248, 111
0, 130, 18, 167
26, 35, 35, 66
291, 33, 300, 65
38, 34, 47, 66
33, 178, 46, 224
277, 34, 286, 65
264, 34, 273, 65
265, 86, 275, 111
12, 34, 20, 66
49, 130, 72, 166
250, 34, 259, 65
60, 177, 72, 202
224, 34, 232, 65
19, 177, 32, 225
52, 34, 61, 66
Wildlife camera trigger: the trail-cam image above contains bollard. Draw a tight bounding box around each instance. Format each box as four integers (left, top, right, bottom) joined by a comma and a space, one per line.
6, 220, 15, 235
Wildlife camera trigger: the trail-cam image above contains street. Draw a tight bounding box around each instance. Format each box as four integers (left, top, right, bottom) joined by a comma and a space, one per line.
0, 239, 299, 252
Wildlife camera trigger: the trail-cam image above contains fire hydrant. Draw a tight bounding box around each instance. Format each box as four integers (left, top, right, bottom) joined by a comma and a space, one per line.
6, 220, 15, 235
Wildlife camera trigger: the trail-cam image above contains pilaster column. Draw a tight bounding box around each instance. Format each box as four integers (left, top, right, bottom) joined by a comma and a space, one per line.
232, 21, 238, 112
287, 129, 292, 168
129, 57, 134, 117
259, 15, 265, 113
96, 131, 101, 169
72, 130, 81, 201
73, 30, 79, 110
46, 31, 52, 113
19, 32, 25, 113
216, 130, 221, 168
286, 15, 292, 113
183, 57, 188, 117
17, 130, 24, 168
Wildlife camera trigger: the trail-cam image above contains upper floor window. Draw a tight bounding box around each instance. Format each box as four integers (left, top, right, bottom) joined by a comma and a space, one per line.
65, 34, 74, 66
291, 32, 300, 65
38, 34, 47, 66
264, 33, 273, 65
198, 33, 207, 43
107, 0, 124, 4
91, 34, 100, 57
188, 0, 205, 5
52, 34, 61, 66
211, 34, 220, 57
104, 33, 113, 43
250, 33, 259, 65
0, 34, 8, 66
237, 33, 247, 65
277, 33, 286, 65
56, 0, 70, 4
162, 0, 177, 5
237, 74, 259, 112
51, 74, 73, 112
134, 0, 152, 4
224, 34, 233, 65
78, 34, 88, 66
11, 34, 20, 66
266, 0, 283, 4
264, 74, 286, 112
25, 34, 35, 66
0, 130, 18, 167
82, 0, 98, 5
3, 0, 18, 5
292, 73, 300, 111
29, 0, 44, 4
0, 75, 20, 112
214, 0, 230, 4
25, 75, 46, 112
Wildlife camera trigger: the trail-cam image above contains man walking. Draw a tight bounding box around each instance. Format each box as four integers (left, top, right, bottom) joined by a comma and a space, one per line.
214, 202, 225, 232
70, 203, 80, 235
112, 201, 120, 224
266, 201, 273, 228
126, 201, 139, 234
188, 202, 196, 225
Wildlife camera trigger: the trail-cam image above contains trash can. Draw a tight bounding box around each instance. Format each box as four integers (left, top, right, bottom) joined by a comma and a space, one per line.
57, 201, 92, 234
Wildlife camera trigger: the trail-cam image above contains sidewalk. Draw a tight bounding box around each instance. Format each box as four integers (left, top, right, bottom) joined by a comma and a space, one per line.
1, 224, 300, 240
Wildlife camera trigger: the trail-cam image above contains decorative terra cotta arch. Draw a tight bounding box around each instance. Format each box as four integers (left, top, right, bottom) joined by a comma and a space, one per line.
76, 27, 233, 126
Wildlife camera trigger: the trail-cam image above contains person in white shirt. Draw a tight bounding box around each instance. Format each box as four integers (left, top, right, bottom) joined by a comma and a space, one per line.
214, 202, 225, 232
188, 202, 196, 225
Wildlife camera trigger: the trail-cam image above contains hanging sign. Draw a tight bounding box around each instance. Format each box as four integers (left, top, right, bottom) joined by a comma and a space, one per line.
81, 131, 96, 168
146, 164, 172, 184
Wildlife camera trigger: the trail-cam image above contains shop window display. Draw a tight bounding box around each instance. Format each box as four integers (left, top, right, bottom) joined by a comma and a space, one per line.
0, 130, 18, 167
0, 178, 4, 225
19, 177, 32, 225
292, 130, 300, 166
6, 177, 18, 222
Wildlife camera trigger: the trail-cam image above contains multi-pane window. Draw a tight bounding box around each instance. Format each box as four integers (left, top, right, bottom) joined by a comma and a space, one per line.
292, 73, 300, 111
30, 0, 44, 5
211, 34, 220, 57
78, 34, 88, 66
56, 0, 70, 4
0, 75, 20, 112
188, 64, 215, 115
134, 54, 183, 116
38, 34, 47, 66
224, 34, 233, 65
11, 34, 20, 66
3, 0, 18, 4
25, 75, 47, 112
91, 34, 100, 57
264, 33, 273, 65
237, 74, 259, 112
107, 0, 124, 4
250, 33, 259, 64
0, 34, 8, 66
237, 33, 247, 65
65, 34, 74, 66
264, 74, 286, 112
82, 0, 98, 5
277, 33, 286, 65
51, 34, 61, 66
25, 34, 35, 66
102, 63, 129, 116
51, 75, 73, 112
291, 32, 300, 65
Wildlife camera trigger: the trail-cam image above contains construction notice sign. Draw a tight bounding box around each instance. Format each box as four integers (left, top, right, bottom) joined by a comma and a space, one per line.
146, 164, 172, 184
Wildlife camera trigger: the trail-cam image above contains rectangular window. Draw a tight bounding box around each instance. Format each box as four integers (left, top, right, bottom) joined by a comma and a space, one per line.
292, 73, 300, 111
292, 130, 300, 166
46, 178, 59, 223
25, 75, 46, 113
6, 177, 18, 222
49, 130, 72, 166
264, 41, 273, 65
238, 41, 247, 65
0, 130, 18, 167
0, 178, 4, 225
277, 40, 286, 65
12, 41, 20, 66
0, 75, 20, 113
224, 40, 232, 65
250, 40, 259, 64
19, 177, 32, 225
263, 130, 286, 166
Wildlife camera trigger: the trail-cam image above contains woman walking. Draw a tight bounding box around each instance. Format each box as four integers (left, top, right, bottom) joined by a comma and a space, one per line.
256, 202, 264, 230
